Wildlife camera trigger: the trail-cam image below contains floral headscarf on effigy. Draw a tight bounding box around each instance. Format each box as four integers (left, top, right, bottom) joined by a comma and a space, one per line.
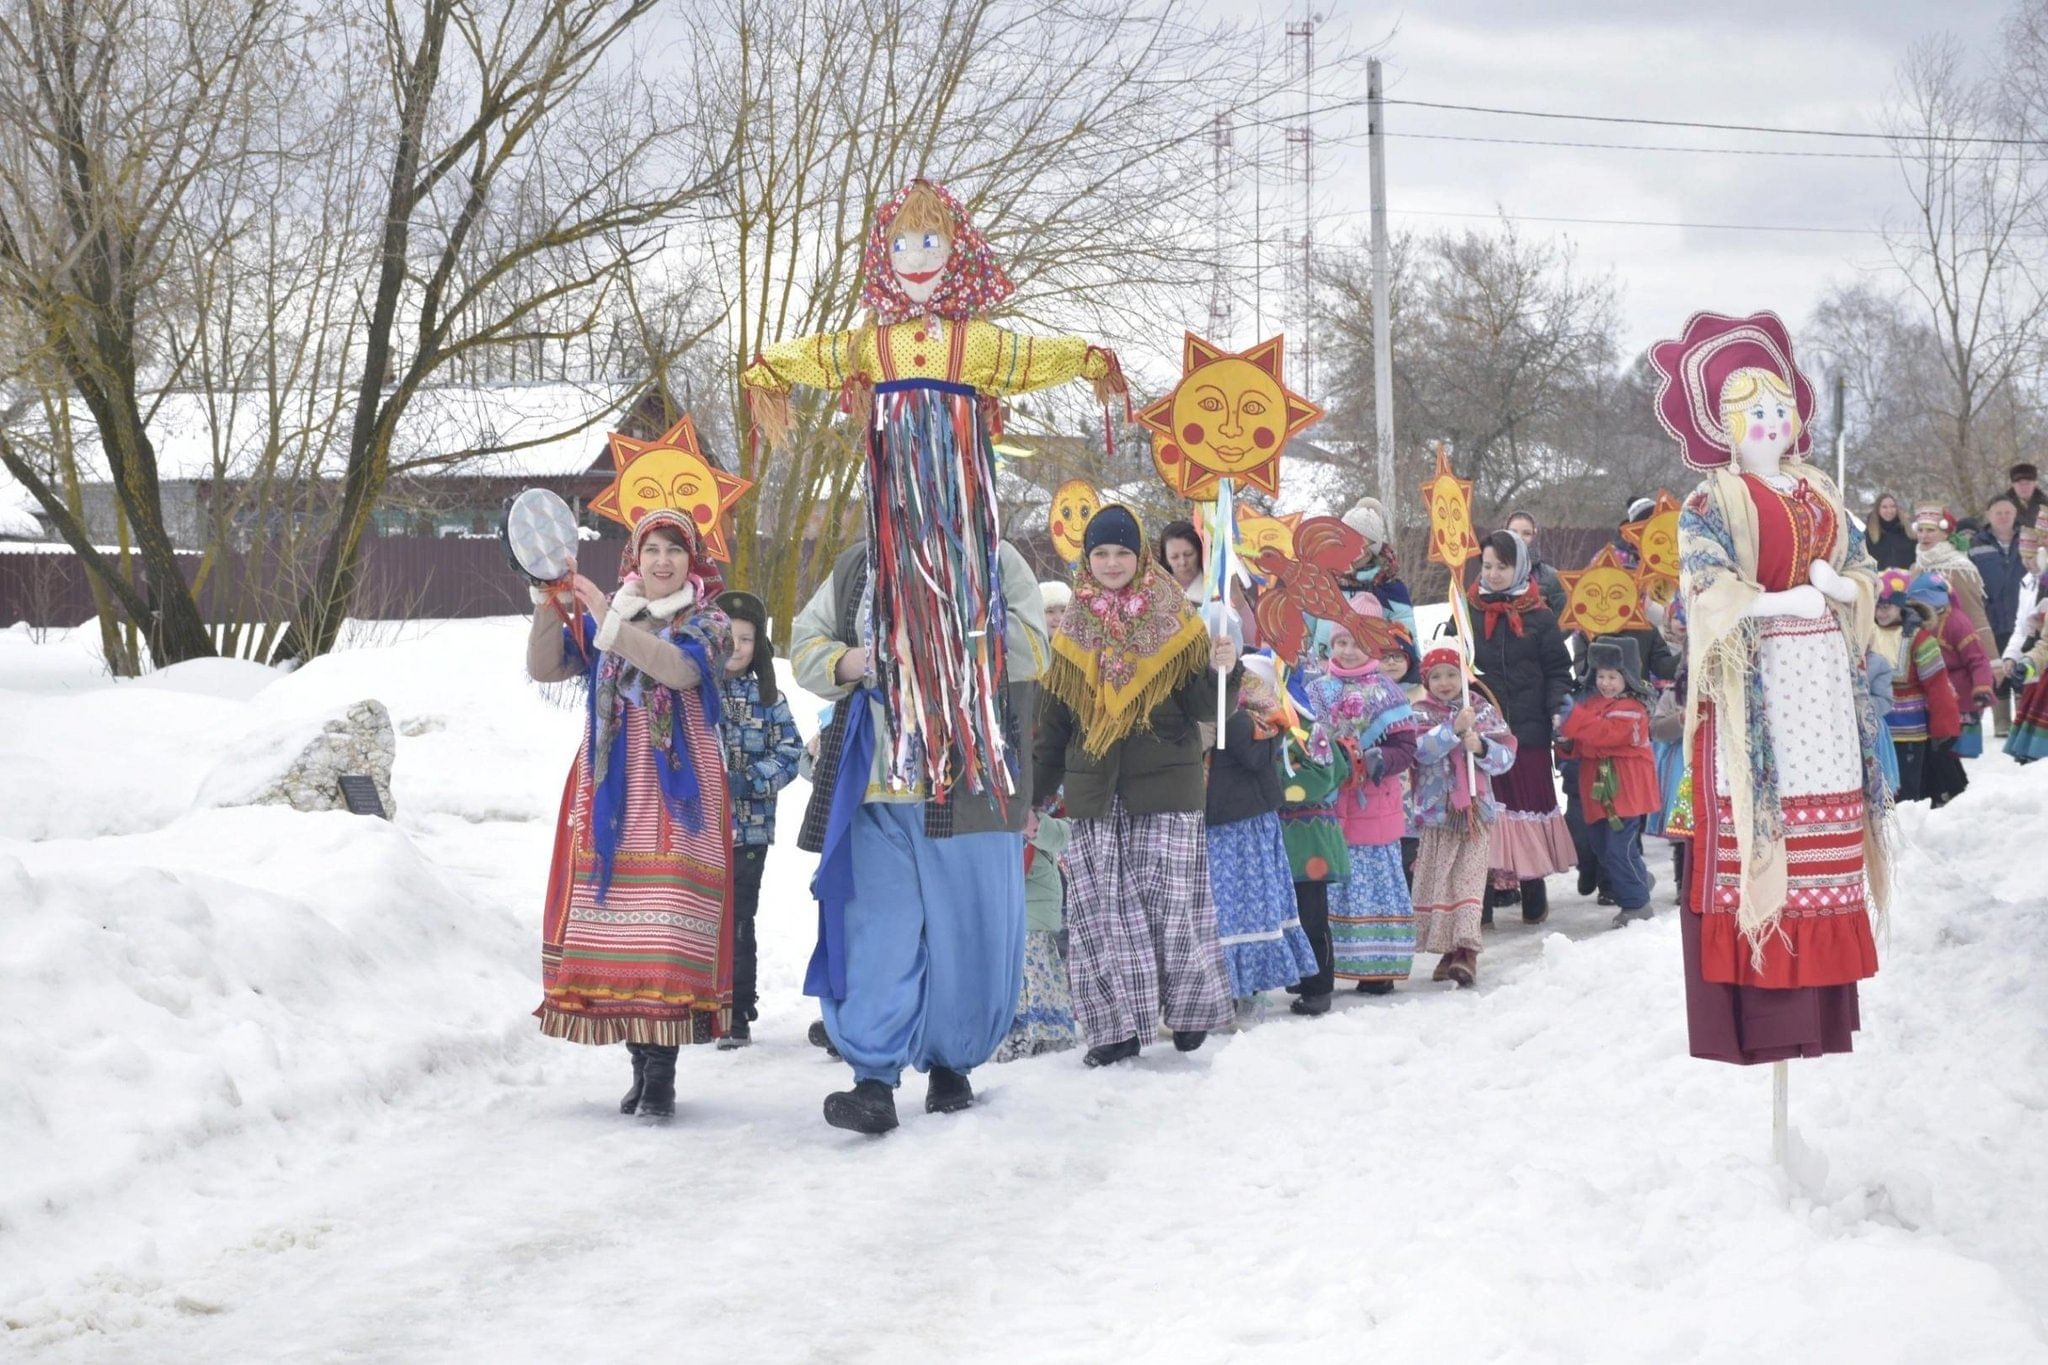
857, 179, 1016, 325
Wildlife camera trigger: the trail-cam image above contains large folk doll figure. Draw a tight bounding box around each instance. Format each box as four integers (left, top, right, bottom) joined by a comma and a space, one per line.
1651, 311, 1891, 1066
756, 179, 1115, 1134
743, 178, 1125, 803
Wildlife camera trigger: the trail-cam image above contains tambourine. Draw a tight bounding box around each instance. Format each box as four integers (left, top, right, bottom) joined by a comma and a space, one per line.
500, 488, 580, 586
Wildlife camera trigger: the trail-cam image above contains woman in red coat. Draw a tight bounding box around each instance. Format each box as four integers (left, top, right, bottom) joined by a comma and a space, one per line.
1557, 636, 1660, 928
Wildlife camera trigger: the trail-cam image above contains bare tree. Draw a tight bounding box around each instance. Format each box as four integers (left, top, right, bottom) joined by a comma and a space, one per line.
0, 0, 292, 667
1883, 27, 2048, 510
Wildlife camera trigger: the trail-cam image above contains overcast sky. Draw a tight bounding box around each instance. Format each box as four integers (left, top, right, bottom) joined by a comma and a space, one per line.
1204, 0, 2013, 359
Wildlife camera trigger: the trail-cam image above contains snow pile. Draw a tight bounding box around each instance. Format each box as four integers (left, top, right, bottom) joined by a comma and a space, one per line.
0, 619, 2044, 1359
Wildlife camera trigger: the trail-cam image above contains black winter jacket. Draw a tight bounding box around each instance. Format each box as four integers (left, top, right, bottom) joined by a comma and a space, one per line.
1204, 709, 1283, 826
1466, 598, 1574, 750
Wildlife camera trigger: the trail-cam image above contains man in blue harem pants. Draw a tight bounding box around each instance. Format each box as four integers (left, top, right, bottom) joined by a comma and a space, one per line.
790, 540, 1046, 1135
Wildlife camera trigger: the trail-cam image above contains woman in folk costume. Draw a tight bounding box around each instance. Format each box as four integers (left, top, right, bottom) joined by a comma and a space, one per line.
526, 510, 734, 1118
1654, 310, 1890, 1067
1300, 596, 1421, 993
1465, 530, 1576, 925
1035, 505, 1239, 1068
2004, 594, 2048, 762
1912, 503, 1996, 657
1872, 568, 1962, 804
741, 178, 1124, 807
1204, 651, 1322, 1002
1408, 646, 1518, 988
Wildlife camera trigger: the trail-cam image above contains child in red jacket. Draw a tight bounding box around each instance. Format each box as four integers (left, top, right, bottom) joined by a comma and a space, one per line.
1557, 636, 1659, 928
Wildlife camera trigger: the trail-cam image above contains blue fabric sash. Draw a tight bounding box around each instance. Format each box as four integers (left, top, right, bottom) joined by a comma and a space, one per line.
581, 622, 723, 903
804, 687, 876, 1002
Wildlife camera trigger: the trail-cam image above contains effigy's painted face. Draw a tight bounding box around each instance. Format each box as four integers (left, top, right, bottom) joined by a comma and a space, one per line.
1722, 369, 1799, 474
891, 228, 953, 306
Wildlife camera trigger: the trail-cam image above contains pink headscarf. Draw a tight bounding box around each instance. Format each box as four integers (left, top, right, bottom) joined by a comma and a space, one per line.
857, 179, 1016, 325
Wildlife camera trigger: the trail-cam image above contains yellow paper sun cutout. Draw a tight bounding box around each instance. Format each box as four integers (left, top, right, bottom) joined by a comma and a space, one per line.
589, 416, 754, 563
1558, 545, 1650, 637
1138, 334, 1322, 500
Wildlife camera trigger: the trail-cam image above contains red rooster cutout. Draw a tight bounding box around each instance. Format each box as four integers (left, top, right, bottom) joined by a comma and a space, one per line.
1254, 515, 1401, 664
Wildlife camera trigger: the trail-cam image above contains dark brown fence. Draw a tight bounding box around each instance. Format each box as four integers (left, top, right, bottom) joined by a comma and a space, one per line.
0, 535, 622, 629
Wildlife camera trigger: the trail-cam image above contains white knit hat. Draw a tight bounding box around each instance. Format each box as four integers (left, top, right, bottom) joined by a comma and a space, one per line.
1340, 496, 1389, 549
1039, 580, 1073, 609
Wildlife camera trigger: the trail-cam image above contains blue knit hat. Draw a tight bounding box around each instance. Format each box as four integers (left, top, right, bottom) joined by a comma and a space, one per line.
1083, 504, 1143, 557
1905, 572, 1952, 612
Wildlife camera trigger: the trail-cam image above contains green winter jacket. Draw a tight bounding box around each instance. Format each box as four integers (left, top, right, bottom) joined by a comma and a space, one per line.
1033, 664, 1239, 820
1278, 736, 1352, 883
1025, 812, 1071, 934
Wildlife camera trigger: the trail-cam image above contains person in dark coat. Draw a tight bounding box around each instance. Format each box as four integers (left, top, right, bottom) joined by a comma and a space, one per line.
1506, 510, 1567, 616
1463, 530, 1576, 925
1036, 505, 1241, 1067
1972, 496, 2027, 736
1864, 492, 1917, 572
2005, 462, 2047, 528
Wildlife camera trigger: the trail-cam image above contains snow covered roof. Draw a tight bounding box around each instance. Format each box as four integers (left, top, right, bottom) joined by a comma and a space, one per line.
21, 381, 639, 485
0, 471, 42, 538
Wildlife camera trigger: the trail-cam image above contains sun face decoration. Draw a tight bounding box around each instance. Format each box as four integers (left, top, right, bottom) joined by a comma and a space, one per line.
1417, 442, 1478, 570
1139, 334, 1323, 500
1235, 507, 1302, 577
1620, 489, 1681, 605
1558, 546, 1650, 637
1049, 479, 1102, 564
589, 415, 754, 562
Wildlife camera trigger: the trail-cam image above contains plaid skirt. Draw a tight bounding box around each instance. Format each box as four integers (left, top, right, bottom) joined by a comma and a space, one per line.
1063, 799, 1234, 1049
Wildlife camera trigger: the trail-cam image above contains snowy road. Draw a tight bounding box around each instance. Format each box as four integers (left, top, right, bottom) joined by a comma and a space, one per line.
4, 622, 2045, 1362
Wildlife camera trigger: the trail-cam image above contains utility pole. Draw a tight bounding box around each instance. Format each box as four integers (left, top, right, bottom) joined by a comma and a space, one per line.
1208, 112, 1233, 342
1285, 12, 1316, 392
1368, 57, 1395, 523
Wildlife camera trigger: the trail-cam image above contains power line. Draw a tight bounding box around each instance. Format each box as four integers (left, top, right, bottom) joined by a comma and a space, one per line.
1382, 130, 1948, 162
1310, 203, 1890, 237
1378, 96, 2035, 147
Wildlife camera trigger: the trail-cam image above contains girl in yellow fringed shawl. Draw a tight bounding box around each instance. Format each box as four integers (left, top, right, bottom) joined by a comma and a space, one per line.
1650, 311, 1890, 1068
1033, 505, 1240, 1069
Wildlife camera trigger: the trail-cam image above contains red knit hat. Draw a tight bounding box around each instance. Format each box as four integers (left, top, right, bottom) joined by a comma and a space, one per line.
1421, 645, 1466, 676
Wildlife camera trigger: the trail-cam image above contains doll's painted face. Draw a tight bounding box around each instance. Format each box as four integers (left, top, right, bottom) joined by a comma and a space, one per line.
1721, 368, 1798, 473
891, 227, 953, 306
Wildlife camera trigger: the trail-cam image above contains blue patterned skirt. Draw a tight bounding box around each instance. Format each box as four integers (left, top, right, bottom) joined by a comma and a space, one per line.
994, 929, 1079, 1062
1208, 812, 1321, 997
1327, 840, 1414, 982
1649, 739, 1682, 839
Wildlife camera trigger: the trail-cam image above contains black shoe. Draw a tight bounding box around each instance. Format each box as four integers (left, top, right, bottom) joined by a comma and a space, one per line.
619, 1042, 648, 1115
638, 1045, 679, 1118
1521, 879, 1550, 925
1577, 866, 1599, 897
807, 1019, 841, 1059
1172, 1030, 1207, 1053
1482, 903, 1495, 927
1355, 979, 1396, 996
1289, 993, 1332, 1016
823, 1079, 899, 1134
1610, 905, 1654, 929
717, 1017, 752, 1051
925, 1065, 974, 1114
1084, 1037, 1141, 1068
1597, 892, 1616, 907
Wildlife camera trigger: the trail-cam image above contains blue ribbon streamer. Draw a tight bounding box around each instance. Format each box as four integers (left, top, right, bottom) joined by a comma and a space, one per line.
804, 686, 876, 1002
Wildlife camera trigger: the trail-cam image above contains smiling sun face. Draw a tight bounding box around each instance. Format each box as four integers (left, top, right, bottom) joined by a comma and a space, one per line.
1558, 546, 1649, 637
1050, 480, 1102, 563
1621, 490, 1682, 598
1139, 334, 1322, 500
590, 415, 753, 562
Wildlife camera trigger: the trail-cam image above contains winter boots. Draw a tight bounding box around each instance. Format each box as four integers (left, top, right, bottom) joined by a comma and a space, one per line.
1521, 878, 1550, 925
717, 1016, 752, 1051
1354, 979, 1395, 996
808, 1019, 841, 1058
620, 1042, 648, 1114
1288, 992, 1332, 1016
1172, 1030, 1207, 1053
925, 1066, 974, 1115
1445, 949, 1477, 988
1084, 1037, 1141, 1068
637, 1045, 679, 1118
823, 1079, 899, 1135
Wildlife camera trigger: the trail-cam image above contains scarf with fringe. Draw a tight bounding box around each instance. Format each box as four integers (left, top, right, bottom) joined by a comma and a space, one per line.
1046, 557, 1210, 757
1678, 462, 1892, 962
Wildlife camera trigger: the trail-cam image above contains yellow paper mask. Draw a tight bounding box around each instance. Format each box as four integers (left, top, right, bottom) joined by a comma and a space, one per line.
1558, 546, 1650, 636
1620, 489, 1681, 604
1419, 442, 1478, 570
590, 416, 754, 562
1049, 479, 1102, 564
1138, 334, 1322, 500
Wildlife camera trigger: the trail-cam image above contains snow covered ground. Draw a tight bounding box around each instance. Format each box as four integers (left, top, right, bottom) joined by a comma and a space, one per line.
2, 618, 2045, 1362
